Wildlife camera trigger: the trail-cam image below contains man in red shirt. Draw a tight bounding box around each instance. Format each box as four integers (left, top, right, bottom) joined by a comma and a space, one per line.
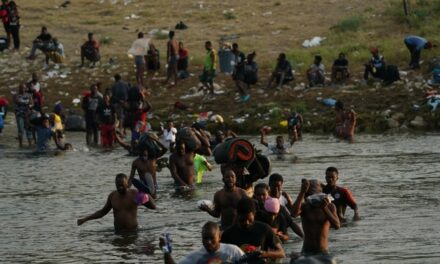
323, 166, 360, 222
81, 32, 100, 67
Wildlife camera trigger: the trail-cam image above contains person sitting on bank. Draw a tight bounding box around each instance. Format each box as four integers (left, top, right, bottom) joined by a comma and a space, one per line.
45, 38, 65, 68
307, 55, 325, 87
363, 48, 386, 82
146, 43, 160, 73
267, 53, 294, 89
81, 32, 100, 67
27, 26, 53, 60
237, 52, 258, 102
331, 52, 349, 84
160, 222, 244, 264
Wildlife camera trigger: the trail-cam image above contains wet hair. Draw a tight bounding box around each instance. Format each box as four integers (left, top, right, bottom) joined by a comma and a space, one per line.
169, 31, 175, 38
202, 221, 219, 233
138, 32, 144, 38
116, 173, 127, 180
237, 197, 256, 215
326, 166, 339, 174
114, 73, 121, 81
335, 101, 344, 110
254, 182, 270, 192
269, 173, 284, 185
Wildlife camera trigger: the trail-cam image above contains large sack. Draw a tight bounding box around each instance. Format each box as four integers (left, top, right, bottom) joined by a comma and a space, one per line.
176, 127, 201, 152
138, 133, 166, 159
213, 138, 255, 166
65, 114, 86, 131
247, 153, 271, 179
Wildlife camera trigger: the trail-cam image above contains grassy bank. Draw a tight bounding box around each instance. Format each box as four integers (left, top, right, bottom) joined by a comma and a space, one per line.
1, 0, 440, 135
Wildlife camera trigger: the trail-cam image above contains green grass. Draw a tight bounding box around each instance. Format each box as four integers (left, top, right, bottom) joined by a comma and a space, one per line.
332, 16, 364, 32
223, 11, 236, 20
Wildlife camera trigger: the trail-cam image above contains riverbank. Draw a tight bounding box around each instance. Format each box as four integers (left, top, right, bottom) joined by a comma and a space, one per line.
1, 0, 440, 135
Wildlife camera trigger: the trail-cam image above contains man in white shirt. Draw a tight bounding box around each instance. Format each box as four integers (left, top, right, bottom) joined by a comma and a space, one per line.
260, 127, 294, 155
161, 120, 177, 152
160, 221, 244, 264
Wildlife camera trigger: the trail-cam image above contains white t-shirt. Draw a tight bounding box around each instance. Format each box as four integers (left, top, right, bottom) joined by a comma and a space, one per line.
268, 143, 292, 154
178, 243, 244, 264
162, 127, 177, 149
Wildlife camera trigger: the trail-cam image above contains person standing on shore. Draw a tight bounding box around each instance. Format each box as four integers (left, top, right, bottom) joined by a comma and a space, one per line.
0, 0, 20, 51
199, 41, 217, 95
164, 31, 179, 86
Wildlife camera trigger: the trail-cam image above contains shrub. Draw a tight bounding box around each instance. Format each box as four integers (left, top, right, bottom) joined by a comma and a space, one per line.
333, 16, 363, 32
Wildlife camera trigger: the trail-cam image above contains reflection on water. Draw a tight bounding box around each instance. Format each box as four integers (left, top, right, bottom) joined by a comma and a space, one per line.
1, 130, 440, 263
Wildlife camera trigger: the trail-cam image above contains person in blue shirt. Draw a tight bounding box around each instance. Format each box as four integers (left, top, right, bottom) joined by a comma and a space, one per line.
404, 35, 433, 69
266, 53, 294, 89
35, 114, 69, 152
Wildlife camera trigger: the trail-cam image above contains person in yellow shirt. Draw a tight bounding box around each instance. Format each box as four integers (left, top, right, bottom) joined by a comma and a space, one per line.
199, 41, 217, 95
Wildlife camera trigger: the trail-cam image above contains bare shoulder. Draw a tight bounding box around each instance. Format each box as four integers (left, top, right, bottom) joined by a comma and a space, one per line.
238, 188, 248, 196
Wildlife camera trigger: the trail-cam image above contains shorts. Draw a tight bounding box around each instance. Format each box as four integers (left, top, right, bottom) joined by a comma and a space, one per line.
16, 115, 32, 139
168, 54, 177, 66
199, 70, 216, 84
135, 56, 145, 68
113, 103, 125, 123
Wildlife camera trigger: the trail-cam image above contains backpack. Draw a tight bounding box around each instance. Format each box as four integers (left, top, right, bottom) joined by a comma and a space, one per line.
384, 65, 400, 85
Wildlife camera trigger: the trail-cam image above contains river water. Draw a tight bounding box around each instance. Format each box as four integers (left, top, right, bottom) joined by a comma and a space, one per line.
0, 127, 439, 263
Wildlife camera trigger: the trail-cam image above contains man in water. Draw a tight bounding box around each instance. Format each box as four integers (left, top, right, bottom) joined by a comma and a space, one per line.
164, 30, 178, 86
77, 173, 156, 233
129, 145, 166, 199
169, 141, 195, 190
260, 127, 294, 154
291, 179, 340, 262
323, 167, 360, 222
35, 114, 69, 152
334, 101, 356, 143
221, 197, 285, 261
199, 170, 248, 230
159, 221, 244, 264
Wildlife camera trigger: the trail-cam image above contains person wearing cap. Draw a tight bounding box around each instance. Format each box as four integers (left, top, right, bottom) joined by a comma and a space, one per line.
307, 55, 325, 87
363, 47, 386, 81
404, 35, 433, 69
77, 173, 156, 233
81, 32, 100, 67
255, 196, 290, 242
199, 170, 248, 230
291, 179, 339, 262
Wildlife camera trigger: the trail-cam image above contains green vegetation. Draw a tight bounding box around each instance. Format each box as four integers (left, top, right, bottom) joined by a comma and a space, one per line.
223, 11, 236, 20
332, 16, 364, 32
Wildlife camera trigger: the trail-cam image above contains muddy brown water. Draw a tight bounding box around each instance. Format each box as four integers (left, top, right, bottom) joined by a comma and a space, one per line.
0, 126, 439, 263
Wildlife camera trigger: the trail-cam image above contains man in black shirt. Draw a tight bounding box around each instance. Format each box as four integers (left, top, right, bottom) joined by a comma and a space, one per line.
27, 26, 53, 59
331, 52, 349, 84
221, 197, 285, 262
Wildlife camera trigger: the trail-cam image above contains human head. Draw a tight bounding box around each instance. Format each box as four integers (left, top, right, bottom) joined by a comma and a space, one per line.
166, 120, 174, 129
114, 73, 121, 82
115, 173, 129, 194
335, 101, 344, 111
278, 53, 286, 61
215, 130, 225, 142
41, 114, 50, 128
53, 38, 58, 45
325, 167, 339, 187
168, 30, 175, 39
247, 52, 256, 62
222, 170, 236, 189
232, 43, 239, 52
236, 197, 256, 229
201, 221, 221, 253
31, 72, 38, 82
138, 32, 144, 39
338, 52, 346, 59
90, 84, 98, 95
88, 32, 94, 41
254, 183, 269, 204
305, 179, 322, 197
268, 173, 284, 198
176, 141, 186, 155
425, 41, 433, 49
264, 197, 280, 214
54, 103, 63, 114
314, 55, 322, 65
276, 135, 284, 147
18, 83, 26, 94
41, 26, 47, 34
205, 41, 212, 51
178, 41, 184, 49
370, 47, 379, 56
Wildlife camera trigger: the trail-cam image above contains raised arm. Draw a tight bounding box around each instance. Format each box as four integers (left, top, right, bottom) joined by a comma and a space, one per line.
260, 129, 268, 147
52, 133, 68, 150
321, 200, 340, 229
115, 130, 131, 151
159, 237, 176, 264
292, 179, 309, 217
77, 194, 112, 226
128, 162, 136, 187
260, 241, 285, 259
199, 192, 221, 218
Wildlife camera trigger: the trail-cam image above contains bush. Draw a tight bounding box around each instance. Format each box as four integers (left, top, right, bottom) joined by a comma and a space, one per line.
333, 16, 363, 32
